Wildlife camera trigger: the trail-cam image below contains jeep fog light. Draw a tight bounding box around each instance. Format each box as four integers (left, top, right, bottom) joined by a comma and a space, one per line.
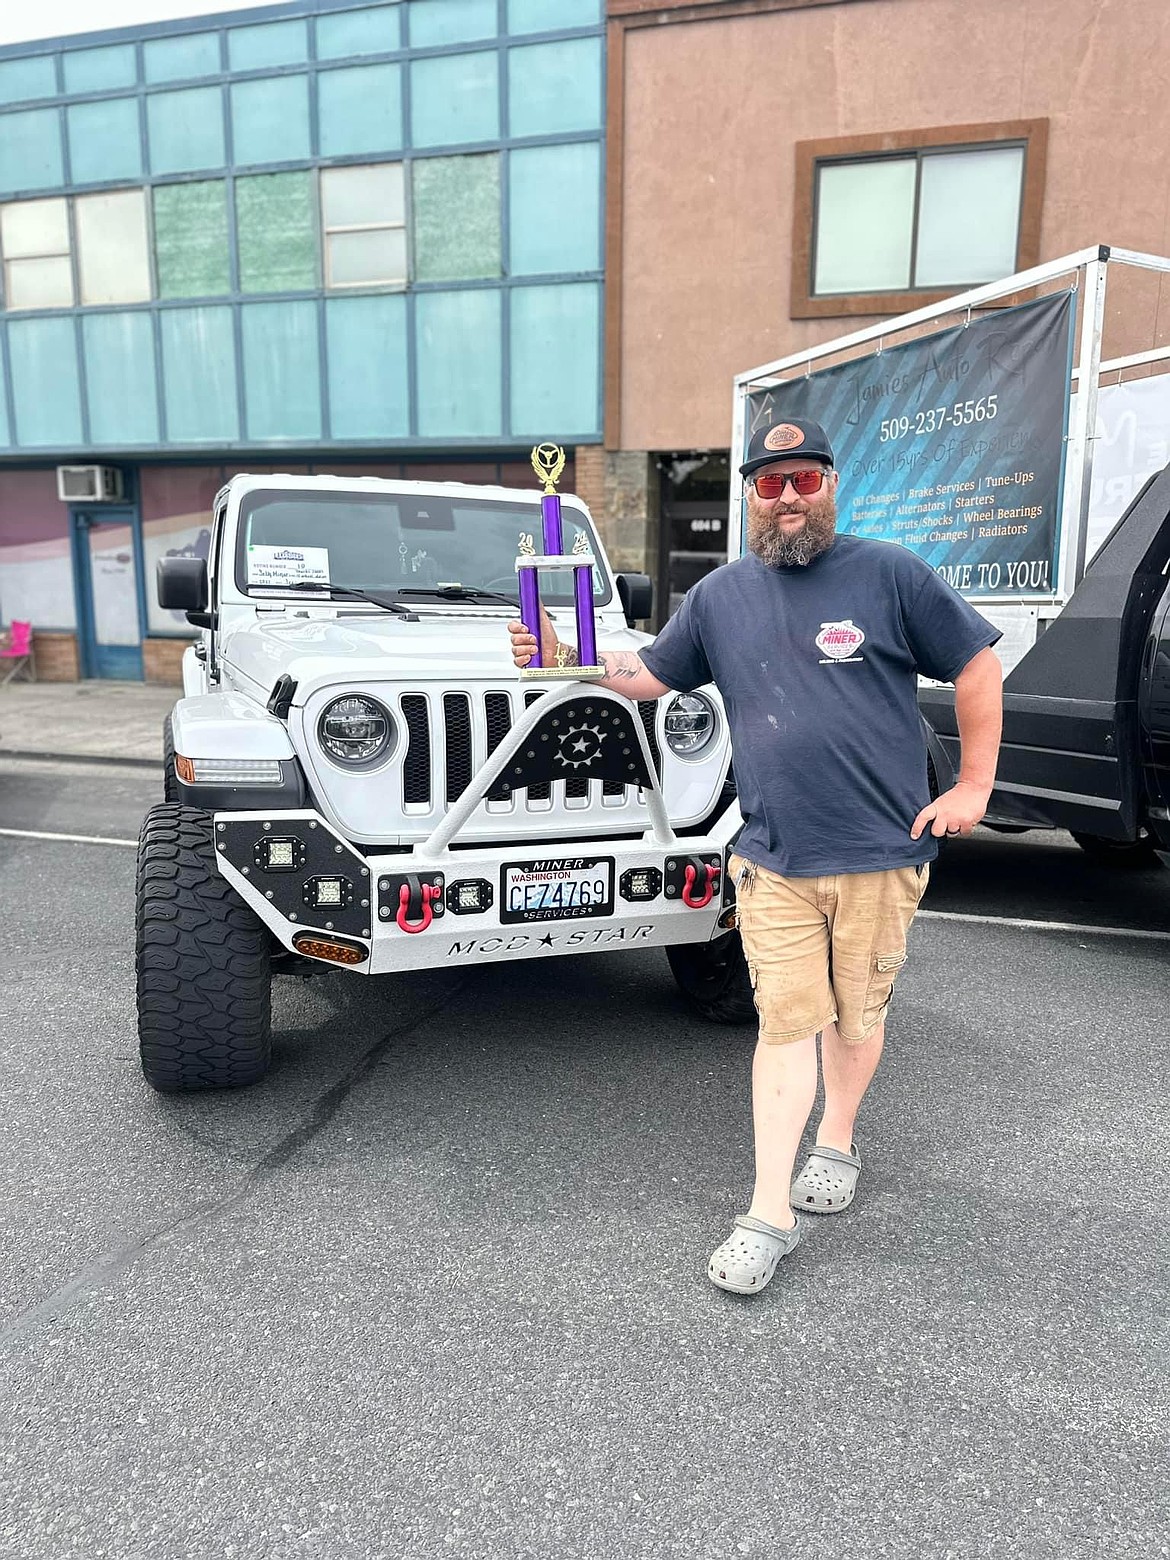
319, 695, 394, 766
189, 757, 284, 785
664, 693, 717, 758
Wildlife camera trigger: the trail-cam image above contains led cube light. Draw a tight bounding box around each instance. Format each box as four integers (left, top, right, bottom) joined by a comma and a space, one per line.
447, 878, 494, 915
619, 866, 663, 903
302, 875, 354, 910
253, 835, 306, 872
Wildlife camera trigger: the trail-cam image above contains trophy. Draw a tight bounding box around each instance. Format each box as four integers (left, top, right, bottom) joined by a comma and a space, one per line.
516, 443, 604, 680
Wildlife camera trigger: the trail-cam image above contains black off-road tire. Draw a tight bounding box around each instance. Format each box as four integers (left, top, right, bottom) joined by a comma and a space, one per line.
1071, 830, 1164, 869
666, 930, 757, 1025
162, 716, 179, 802
136, 803, 272, 1091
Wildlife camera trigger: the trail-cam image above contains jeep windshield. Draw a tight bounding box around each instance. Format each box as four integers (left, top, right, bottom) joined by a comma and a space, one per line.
234, 489, 612, 607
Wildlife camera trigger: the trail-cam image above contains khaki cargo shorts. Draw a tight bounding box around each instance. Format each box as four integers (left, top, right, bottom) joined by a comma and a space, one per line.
729, 855, 930, 1045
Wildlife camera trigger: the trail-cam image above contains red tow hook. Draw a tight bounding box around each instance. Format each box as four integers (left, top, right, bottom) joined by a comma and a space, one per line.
397, 880, 439, 934
682, 860, 720, 909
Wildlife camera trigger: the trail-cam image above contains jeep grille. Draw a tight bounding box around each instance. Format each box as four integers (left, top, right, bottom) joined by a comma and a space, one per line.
397, 689, 663, 809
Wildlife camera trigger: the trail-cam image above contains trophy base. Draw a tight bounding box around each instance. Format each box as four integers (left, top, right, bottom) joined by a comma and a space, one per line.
519, 665, 607, 681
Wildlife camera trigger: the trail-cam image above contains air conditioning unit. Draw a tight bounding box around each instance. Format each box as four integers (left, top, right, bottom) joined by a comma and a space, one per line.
56, 465, 124, 503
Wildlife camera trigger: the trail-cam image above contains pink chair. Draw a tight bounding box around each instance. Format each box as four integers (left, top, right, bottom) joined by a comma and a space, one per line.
0, 620, 35, 684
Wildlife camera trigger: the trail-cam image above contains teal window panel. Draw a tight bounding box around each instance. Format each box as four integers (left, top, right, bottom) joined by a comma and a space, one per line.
316, 6, 401, 61
241, 301, 321, 440
509, 282, 599, 438
507, 0, 601, 31
237, 171, 317, 292
67, 99, 142, 185
63, 44, 137, 94
83, 313, 159, 445
0, 109, 63, 194
0, 55, 57, 105
160, 306, 238, 442
326, 294, 408, 438
154, 181, 230, 297
0, 337, 9, 446
415, 289, 501, 438
147, 87, 225, 175
409, 51, 498, 149
227, 20, 307, 71
8, 317, 83, 447
143, 33, 221, 85
231, 76, 310, 166
509, 142, 599, 275
507, 38, 601, 137
318, 64, 402, 157
408, 0, 495, 47
413, 153, 499, 282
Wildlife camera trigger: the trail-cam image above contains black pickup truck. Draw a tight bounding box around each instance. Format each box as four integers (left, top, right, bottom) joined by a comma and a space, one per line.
920, 464, 1170, 868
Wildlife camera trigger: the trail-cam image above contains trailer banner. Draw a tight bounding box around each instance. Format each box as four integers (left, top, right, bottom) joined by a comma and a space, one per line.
743, 290, 1075, 598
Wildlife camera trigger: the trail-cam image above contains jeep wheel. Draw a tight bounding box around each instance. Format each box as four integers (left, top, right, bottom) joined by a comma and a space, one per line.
666, 930, 757, 1025
162, 716, 178, 803
136, 803, 272, 1091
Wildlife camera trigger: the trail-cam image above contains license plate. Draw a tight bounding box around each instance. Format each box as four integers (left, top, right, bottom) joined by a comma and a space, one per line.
500, 857, 615, 924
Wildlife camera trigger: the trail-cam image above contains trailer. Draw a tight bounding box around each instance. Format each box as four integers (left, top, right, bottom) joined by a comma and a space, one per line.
730, 246, 1170, 868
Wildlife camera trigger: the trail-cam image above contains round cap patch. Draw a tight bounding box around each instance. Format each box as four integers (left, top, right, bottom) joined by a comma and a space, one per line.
763, 423, 805, 452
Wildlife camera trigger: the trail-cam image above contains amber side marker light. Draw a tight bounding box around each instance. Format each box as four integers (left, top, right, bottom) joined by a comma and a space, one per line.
292, 932, 368, 965
175, 754, 196, 784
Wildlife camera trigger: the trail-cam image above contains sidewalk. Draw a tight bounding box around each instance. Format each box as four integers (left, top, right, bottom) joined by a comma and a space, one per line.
0, 681, 175, 765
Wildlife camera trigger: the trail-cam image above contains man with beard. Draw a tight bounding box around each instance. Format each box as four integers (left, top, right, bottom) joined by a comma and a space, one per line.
507, 415, 1002, 1296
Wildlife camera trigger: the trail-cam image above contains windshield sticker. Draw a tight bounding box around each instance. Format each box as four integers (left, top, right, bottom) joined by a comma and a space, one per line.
247, 545, 331, 588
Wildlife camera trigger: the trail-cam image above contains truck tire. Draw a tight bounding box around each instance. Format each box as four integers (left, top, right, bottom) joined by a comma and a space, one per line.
162, 716, 179, 803
1070, 830, 1164, 869
136, 803, 272, 1092
666, 931, 757, 1025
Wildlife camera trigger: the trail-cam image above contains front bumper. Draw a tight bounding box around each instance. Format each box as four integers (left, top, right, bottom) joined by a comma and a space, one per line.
211, 806, 741, 973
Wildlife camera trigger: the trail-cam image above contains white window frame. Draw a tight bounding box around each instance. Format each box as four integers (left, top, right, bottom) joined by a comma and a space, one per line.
0, 197, 75, 312
320, 161, 408, 290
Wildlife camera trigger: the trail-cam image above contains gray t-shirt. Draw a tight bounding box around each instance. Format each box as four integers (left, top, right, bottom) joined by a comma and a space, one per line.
640, 536, 1001, 876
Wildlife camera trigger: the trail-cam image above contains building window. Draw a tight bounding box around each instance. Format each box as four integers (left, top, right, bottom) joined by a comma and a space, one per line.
76, 190, 152, 306
320, 163, 407, 289
792, 121, 1047, 318
0, 198, 74, 311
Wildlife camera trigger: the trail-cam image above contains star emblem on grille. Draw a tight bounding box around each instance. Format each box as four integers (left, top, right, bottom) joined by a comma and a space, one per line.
557, 723, 605, 769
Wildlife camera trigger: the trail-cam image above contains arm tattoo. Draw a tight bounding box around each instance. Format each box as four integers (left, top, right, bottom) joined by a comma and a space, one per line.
600, 650, 644, 680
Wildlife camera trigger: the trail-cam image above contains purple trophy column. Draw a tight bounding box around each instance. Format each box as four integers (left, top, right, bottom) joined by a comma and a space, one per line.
574, 564, 596, 667
541, 492, 564, 554
519, 566, 542, 668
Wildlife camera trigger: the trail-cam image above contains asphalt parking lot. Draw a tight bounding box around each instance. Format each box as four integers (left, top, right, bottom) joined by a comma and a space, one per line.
1, 756, 1167, 1560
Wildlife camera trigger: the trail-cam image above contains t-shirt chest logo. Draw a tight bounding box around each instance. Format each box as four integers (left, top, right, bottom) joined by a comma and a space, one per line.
815, 619, 866, 663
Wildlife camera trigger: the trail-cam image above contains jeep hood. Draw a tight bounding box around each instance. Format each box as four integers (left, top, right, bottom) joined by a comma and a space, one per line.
220, 610, 643, 701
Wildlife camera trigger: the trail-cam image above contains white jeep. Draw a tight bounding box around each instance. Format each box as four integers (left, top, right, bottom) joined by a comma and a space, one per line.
138, 473, 752, 1091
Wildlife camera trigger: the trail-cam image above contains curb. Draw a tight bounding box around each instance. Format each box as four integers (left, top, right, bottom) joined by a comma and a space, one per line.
0, 748, 160, 770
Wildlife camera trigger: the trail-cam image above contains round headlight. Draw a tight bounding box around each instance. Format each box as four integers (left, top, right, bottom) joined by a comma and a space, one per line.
664, 692, 718, 758
318, 695, 394, 767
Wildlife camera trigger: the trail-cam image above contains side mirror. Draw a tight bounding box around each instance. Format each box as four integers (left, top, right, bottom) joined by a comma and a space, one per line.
616, 572, 653, 628
157, 556, 208, 612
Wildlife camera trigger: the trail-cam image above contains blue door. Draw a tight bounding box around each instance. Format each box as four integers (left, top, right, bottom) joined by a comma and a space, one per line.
73, 508, 144, 680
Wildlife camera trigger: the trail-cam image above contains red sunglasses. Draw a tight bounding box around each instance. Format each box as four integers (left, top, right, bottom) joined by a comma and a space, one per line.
752, 468, 828, 499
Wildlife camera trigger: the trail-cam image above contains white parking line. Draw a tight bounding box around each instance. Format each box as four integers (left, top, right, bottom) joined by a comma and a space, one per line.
0, 826, 137, 849
919, 908, 1170, 942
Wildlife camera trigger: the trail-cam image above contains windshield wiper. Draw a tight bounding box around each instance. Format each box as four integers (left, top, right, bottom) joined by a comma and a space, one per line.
396, 585, 519, 606
252, 582, 417, 617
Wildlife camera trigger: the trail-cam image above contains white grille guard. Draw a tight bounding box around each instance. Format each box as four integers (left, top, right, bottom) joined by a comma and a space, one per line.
415, 683, 676, 858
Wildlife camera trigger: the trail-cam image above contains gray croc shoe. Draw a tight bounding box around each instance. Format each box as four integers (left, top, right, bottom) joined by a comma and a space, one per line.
790, 1143, 862, 1214
708, 1214, 802, 1295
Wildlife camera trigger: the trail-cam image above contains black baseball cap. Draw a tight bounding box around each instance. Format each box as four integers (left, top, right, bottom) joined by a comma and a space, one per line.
739, 415, 835, 479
